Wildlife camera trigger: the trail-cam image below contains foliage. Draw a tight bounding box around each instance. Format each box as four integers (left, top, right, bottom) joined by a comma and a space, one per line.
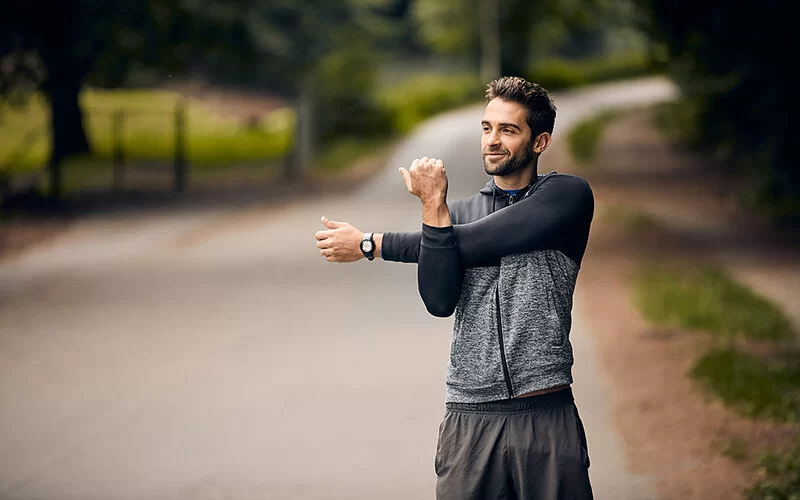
691, 347, 800, 422
0, 0, 389, 180
632, 262, 795, 341
377, 73, 483, 134
413, 0, 650, 76
313, 45, 393, 144
634, 0, 799, 218
652, 99, 703, 149
746, 436, 800, 500
567, 109, 622, 164
527, 51, 655, 90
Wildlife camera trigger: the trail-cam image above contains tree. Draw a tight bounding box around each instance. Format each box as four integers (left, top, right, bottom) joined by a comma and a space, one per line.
411, 0, 612, 79
1, 0, 388, 196
634, 0, 798, 218
1, 1, 191, 197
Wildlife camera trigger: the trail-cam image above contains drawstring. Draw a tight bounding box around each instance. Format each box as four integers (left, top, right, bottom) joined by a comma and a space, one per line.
492, 186, 497, 213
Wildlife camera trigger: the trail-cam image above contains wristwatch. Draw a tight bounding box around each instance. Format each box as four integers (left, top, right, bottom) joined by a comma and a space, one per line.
360, 232, 375, 261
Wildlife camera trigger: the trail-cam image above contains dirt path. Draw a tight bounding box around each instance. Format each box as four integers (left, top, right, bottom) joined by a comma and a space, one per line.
559, 108, 799, 499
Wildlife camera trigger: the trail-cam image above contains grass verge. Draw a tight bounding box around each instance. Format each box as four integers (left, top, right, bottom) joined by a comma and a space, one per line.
567, 110, 621, 165
603, 205, 658, 232
745, 435, 800, 499
632, 262, 795, 341
691, 347, 800, 421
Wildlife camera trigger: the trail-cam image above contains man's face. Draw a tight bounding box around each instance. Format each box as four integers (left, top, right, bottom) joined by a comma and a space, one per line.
481, 98, 534, 177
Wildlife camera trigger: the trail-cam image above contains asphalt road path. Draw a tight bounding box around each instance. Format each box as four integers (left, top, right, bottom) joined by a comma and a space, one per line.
0, 77, 675, 500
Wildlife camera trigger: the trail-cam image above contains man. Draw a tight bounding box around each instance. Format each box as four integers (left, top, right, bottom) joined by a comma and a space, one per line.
314, 76, 594, 499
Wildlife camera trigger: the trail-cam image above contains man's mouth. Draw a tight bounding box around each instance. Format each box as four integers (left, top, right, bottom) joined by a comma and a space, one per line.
484, 153, 507, 159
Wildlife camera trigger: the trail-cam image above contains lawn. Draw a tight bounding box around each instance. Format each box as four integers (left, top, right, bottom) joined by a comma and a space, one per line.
0, 89, 295, 174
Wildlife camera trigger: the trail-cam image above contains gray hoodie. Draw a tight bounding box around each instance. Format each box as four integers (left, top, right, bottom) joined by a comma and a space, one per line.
382, 172, 594, 403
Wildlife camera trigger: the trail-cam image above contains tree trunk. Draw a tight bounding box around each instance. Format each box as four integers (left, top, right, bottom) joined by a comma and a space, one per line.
44, 73, 90, 198
500, 0, 535, 78
287, 81, 315, 180
479, 0, 501, 82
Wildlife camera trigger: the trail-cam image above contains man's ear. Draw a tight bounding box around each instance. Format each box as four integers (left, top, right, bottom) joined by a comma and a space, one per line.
533, 132, 552, 154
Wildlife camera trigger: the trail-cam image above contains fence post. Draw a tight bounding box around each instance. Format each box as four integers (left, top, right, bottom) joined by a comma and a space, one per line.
112, 109, 125, 192
174, 99, 188, 193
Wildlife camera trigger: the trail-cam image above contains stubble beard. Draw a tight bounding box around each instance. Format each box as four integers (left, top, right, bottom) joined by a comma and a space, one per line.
483, 144, 534, 177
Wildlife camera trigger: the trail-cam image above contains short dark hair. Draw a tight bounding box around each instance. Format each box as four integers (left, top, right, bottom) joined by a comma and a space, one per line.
485, 77, 556, 138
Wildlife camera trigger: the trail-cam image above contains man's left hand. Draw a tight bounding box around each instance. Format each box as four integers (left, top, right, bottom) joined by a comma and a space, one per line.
399, 156, 448, 207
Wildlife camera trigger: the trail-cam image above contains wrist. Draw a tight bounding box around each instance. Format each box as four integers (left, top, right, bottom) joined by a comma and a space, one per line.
374, 233, 383, 259
422, 201, 451, 228
421, 195, 447, 209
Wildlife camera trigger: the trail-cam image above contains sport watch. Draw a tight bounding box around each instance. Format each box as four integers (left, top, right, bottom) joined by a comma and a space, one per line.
360, 232, 375, 261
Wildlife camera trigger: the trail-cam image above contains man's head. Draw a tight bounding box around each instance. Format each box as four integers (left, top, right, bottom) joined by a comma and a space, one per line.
481, 77, 556, 178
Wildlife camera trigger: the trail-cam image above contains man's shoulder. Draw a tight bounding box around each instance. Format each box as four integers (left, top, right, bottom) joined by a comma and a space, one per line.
540, 172, 592, 193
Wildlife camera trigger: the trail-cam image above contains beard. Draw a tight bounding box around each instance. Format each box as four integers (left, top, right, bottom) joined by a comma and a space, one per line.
483, 144, 534, 177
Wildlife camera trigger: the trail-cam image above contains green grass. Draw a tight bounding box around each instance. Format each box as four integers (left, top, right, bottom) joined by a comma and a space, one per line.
692, 347, 800, 421
746, 435, 800, 499
314, 136, 394, 173
712, 437, 752, 463
527, 51, 657, 91
0, 89, 294, 174
632, 262, 795, 341
567, 109, 621, 164
377, 73, 483, 134
603, 205, 658, 231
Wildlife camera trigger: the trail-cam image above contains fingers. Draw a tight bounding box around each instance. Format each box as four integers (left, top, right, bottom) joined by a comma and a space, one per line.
321, 216, 346, 229
316, 238, 332, 249
398, 167, 412, 192
319, 248, 335, 261
315, 230, 330, 241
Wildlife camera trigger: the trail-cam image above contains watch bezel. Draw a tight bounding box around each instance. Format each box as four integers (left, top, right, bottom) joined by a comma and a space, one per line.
360, 232, 375, 260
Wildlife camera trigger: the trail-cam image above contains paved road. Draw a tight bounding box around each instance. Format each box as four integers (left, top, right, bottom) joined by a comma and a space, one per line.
0, 77, 675, 500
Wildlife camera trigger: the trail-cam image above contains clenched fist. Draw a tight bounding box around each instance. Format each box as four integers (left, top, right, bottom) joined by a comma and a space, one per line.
399, 156, 448, 206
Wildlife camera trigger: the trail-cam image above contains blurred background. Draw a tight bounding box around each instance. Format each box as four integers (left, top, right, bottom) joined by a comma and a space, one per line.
1, 1, 798, 499
1, 0, 796, 215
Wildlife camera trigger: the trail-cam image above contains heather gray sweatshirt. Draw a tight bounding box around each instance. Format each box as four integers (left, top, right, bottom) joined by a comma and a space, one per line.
381, 172, 594, 403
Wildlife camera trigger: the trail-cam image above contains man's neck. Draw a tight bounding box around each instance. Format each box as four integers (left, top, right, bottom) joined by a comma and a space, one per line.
493, 164, 538, 191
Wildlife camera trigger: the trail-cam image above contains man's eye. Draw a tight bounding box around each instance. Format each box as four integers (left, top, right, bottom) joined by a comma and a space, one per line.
503, 129, 513, 134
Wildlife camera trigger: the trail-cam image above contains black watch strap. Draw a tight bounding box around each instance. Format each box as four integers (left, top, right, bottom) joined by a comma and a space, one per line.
360, 232, 375, 261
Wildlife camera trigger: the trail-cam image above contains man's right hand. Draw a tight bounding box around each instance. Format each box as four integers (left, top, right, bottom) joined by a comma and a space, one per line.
316, 217, 380, 263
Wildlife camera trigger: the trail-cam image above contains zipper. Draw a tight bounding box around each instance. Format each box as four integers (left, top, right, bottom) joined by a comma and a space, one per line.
495, 286, 514, 398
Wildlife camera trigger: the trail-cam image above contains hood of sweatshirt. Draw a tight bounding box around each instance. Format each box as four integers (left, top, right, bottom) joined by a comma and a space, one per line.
478, 172, 556, 212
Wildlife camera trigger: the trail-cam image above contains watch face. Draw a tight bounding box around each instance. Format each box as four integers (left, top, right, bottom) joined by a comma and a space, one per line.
362, 241, 373, 252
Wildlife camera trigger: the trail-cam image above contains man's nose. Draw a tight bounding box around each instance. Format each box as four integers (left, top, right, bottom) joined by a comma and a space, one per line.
487, 131, 501, 146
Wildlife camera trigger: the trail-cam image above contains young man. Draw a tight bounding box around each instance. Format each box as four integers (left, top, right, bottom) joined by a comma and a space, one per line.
315, 76, 595, 499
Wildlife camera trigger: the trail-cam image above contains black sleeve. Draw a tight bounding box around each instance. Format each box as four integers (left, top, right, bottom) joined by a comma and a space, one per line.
417, 224, 461, 317
382, 175, 594, 267
381, 230, 421, 263
452, 175, 594, 267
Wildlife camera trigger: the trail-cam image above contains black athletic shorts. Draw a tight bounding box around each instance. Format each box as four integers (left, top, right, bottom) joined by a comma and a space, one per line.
434, 388, 593, 500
